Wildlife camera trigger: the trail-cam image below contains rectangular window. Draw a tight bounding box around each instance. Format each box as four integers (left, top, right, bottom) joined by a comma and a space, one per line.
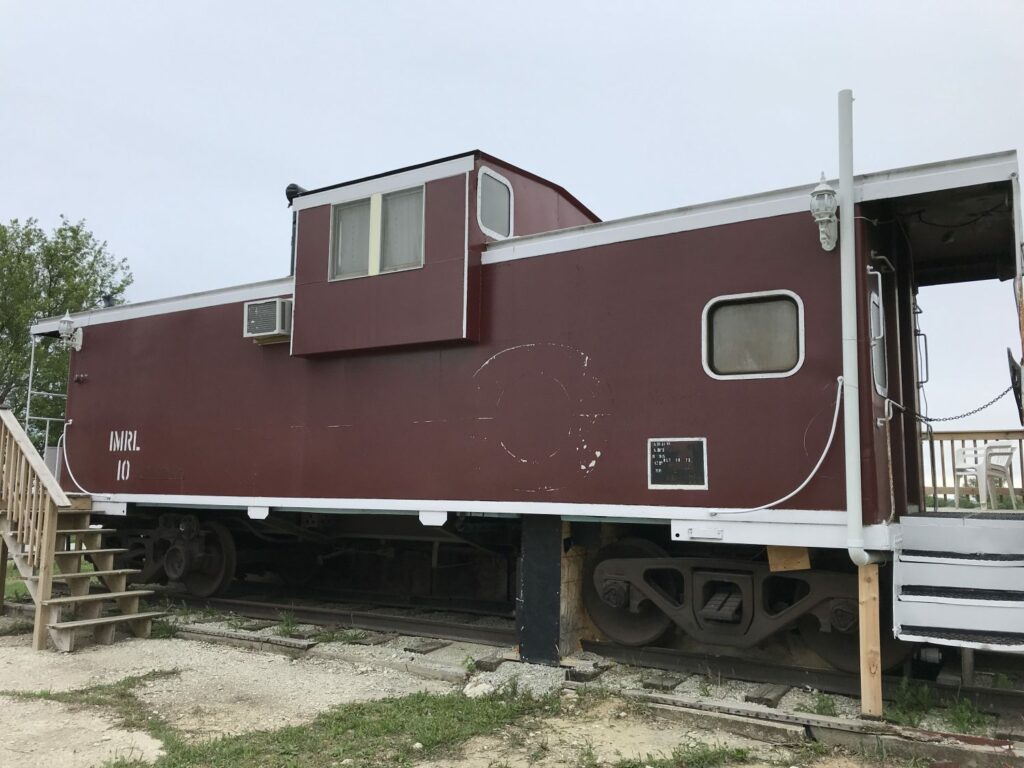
381, 187, 424, 272
329, 187, 424, 280
705, 293, 802, 378
330, 199, 371, 279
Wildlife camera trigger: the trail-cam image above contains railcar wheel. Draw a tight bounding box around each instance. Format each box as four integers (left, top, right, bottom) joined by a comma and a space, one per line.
797, 611, 913, 673
583, 538, 675, 647
182, 522, 237, 598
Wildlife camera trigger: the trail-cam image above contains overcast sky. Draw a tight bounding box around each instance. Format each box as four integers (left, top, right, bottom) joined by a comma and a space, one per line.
2, 1, 1023, 432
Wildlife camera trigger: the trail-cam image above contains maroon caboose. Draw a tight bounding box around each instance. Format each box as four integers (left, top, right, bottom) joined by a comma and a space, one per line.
31, 134, 1024, 670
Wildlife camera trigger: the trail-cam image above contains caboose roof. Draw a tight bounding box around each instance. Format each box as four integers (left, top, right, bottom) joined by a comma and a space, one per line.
289, 150, 599, 222
31, 149, 1019, 335
484, 149, 1019, 269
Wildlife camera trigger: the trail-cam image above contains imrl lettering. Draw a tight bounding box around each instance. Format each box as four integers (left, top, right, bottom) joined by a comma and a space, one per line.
109, 429, 141, 452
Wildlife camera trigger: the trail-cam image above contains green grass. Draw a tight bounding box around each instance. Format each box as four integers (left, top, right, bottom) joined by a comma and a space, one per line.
944, 698, 988, 734
5, 562, 29, 601
314, 627, 367, 644
150, 619, 179, 639
0, 617, 33, 636
885, 680, 934, 728
1, 670, 180, 738
5, 668, 560, 768
610, 742, 752, 768
797, 693, 838, 718
275, 610, 298, 637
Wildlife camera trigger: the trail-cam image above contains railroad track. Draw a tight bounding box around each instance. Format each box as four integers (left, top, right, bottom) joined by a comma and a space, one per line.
583, 640, 1024, 716
175, 594, 517, 647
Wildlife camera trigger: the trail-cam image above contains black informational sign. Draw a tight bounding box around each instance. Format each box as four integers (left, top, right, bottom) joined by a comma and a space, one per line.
649, 438, 706, 488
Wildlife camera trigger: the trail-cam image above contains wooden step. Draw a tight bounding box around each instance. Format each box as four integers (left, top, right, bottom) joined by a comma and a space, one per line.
49, 611, 165, 631
48, 610, 165, 650
65, 494, 93, 511
55, 528, 115, 535
28, 569, 140, 583
43, 590, 154, 607
55, 548, 127, 557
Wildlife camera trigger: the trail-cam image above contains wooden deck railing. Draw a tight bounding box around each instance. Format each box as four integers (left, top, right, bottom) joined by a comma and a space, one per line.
921, 428, 1024, 503
0, 406, 70, 649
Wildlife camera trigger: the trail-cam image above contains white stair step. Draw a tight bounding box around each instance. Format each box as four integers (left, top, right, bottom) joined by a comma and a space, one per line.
897, 558, 1024, 591
896, 599, 1024, 635
899, 517, 1024, 556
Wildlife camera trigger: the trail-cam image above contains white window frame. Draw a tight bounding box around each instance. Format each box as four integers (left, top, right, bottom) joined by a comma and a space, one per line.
701, 289, 805, 381
328, 185, 425, 282
379, 186, 426, 275
476, 166, 514, 240
647, 437, 709, 490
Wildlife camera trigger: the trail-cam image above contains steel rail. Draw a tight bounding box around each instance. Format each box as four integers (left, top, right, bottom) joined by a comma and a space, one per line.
188, 596, 517, 647
582, 641, 1024, 715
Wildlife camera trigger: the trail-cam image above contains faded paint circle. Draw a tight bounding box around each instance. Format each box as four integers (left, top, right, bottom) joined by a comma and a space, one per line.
472, 343, 611, 493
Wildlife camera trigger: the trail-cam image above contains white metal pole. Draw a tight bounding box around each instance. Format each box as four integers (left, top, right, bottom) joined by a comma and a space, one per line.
838, 89, 874, 566
24, 334, 36, 430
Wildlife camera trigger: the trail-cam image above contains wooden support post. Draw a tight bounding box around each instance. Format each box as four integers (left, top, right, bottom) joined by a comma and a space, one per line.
559, 522, 602, 655
0, 536, 7, 615
858, 563, 883, 719
32, 500, 57, 651
518, 515, 562, 665
961, 648, 975, 687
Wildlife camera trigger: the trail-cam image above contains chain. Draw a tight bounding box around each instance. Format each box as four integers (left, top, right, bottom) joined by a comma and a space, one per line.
912, 385, 1013, 423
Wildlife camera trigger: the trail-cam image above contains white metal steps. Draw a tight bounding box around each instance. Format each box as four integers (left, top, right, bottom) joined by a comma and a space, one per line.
894, 515, 1024, 651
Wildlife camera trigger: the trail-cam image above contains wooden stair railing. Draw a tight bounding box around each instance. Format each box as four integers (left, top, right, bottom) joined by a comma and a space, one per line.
0, 407, 162, 651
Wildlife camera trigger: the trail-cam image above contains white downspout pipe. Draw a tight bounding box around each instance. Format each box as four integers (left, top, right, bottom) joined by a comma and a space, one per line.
838, 89, 883, 567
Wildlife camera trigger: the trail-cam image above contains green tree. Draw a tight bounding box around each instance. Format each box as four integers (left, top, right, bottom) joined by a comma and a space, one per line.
0, 217, 132, 443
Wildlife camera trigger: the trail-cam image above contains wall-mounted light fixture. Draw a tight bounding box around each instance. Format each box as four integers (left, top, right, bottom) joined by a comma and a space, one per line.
58, 311, 83, 352
810, 173, 839, 251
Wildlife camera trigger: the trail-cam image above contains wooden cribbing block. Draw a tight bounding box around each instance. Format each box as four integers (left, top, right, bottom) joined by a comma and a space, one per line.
767, 546, 811, 572
744, 683, 791, 708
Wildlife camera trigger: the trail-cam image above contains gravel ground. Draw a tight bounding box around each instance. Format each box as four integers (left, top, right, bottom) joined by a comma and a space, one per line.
0, 632, 452, 745
0, 695, 164, 768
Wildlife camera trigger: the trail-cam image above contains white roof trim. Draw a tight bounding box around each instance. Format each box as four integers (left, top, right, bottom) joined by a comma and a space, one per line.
483, 150, 1020, 265
291, 155, 475, 211
31, 276, 294, 334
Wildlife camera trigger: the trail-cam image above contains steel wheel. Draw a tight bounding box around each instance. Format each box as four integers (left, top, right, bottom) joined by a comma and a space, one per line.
797, 610, 913, 673
583, 538, 675, 646
183, 522, 237, 598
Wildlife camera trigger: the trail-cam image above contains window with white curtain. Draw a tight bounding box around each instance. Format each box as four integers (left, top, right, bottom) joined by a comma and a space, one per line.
329, 185, 424, 281
381, 187, 424, 272
330, 199, 371, 279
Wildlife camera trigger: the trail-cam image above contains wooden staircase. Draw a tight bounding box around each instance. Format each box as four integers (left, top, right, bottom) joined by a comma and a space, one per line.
0, 407, 163, 652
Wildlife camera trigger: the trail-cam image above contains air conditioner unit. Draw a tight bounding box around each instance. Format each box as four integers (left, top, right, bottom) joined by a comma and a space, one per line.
243, 298, 292, 341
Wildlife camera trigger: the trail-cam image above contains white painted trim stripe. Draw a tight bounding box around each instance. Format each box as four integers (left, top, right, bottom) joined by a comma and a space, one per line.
87, 491, 894, 550
462, 171, 470, 339
482, 150, 1019, 265
292, 156, 475, 211
31, 277, 295, 335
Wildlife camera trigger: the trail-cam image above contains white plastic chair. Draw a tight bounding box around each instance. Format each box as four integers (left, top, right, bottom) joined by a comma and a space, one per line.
953, 442, 1017, 509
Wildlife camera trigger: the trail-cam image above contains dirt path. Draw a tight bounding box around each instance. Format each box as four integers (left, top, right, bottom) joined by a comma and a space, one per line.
0, 631, 452, 761
0, 695, 164, 768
